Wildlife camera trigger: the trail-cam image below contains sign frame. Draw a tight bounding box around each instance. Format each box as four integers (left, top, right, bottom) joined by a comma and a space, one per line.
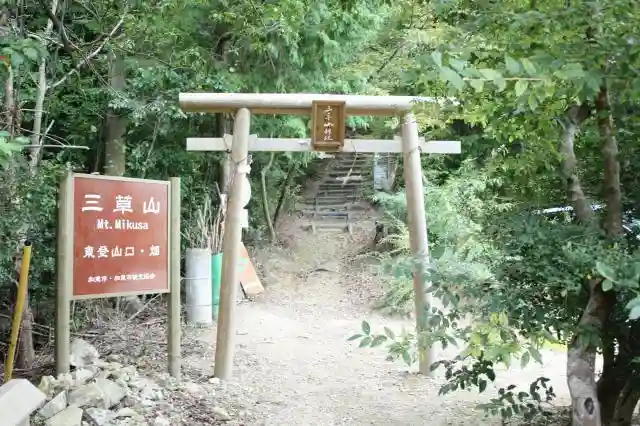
68, 173, 171, 299
55, 171, 181, 378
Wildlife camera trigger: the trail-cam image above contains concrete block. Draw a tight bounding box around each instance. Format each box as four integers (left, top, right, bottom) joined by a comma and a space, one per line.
0, 378, 47, 426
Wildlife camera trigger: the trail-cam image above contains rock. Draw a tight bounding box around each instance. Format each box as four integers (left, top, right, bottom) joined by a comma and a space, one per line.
105, 354, 122, 363
67, 383, 102, 408
140, 386, 163, 402
85, 407, 114, 425
45, 405, 83, 426
182, 382, 201, 395
31, 352, 215, 426
57, 372, 75, 390
128, 376, 156, 390
114, 407, 142, 420
37, 391, 68, 420
73, 368, 95, 385
0, 378, 47, 426
70, 338, 100, 368
213, 406, 231, 421
37, 376, 58, 397
208, 377, 221, 386
112, 365, 137, 382
153, 415, 171, 426
68, 379, 125, 409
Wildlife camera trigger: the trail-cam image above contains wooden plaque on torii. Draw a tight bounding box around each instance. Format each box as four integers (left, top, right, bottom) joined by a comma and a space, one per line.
311, 100, 346, 152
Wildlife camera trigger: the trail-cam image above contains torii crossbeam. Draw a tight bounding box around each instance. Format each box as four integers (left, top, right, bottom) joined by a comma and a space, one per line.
179, 92, 461, 380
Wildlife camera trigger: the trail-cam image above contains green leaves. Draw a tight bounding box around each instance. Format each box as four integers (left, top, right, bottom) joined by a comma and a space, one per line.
468, 79, 484, 93
439, 66, 465, 91
554, 63, 585, 80
478, 68, 502, 81
528, 347, 542, 364
514, 80, 528, 97
0, 132, 28, 168
505, 55, 520, 75
431, 51, 443, 68
626, 298, 640, 321
520, 58, 536, 76
595, 260, 617, 292
23, 47, 39, 62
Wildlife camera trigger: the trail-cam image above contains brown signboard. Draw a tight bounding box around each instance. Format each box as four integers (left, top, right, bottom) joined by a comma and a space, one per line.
72, 174, 170, 298
311, 100, 346, 151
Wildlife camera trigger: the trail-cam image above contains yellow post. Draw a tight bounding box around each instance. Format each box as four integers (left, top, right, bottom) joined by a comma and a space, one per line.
4, 241, 33, 382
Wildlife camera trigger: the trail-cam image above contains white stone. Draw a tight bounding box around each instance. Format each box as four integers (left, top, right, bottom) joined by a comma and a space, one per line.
73, 368, 94, 385
37, 376, 58, 397
213, 406, 231, 421
114, 407, 142, 420
37, 391, 67, 419
182, 382, 201, 395
0, 379, 47, 426
85, 407, 114, 425
68, 379, 125, 409
69, 338, 100, 368
45, 405, 83, 426
153, 415, 171, 426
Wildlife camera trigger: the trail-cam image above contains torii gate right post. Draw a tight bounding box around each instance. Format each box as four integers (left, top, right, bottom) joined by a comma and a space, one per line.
179, 93, 461, 379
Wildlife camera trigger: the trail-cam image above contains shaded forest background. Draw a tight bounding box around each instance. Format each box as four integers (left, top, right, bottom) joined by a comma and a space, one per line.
2, 0, 640, 424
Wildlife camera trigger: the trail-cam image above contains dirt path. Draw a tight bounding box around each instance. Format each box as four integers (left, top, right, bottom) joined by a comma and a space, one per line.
188, 215, 571, 425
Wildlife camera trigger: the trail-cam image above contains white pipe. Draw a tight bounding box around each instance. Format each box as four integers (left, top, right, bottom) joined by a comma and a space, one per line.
185, 248, 213, 325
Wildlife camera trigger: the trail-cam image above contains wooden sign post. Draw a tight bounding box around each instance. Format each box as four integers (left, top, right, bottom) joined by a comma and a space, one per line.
56, 173, 182, 378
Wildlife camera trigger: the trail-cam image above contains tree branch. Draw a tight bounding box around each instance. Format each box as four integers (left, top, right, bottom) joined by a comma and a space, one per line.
49, 14, 126, 90
35, 0, 74, 55
559, 103, 592, 223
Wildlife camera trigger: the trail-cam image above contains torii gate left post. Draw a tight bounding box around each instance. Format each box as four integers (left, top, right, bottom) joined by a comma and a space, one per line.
178, 93, 461, 380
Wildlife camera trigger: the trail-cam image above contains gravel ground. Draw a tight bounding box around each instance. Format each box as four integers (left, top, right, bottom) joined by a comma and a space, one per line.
185, 213, 573, 425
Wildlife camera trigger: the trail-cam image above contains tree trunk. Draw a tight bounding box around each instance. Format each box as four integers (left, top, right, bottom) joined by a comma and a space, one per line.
558, 104, 612, 426
567, 280, 611, 426
610, 381, 640, 426
3, 64, 14, 132
14, 0, 62, 372
3, 46, 38, 371
104, 53, 127, 176
597, 338, 624, 424
216, 112, 233, 194
559, 104, 592, 223
595, 85, 622, 238
104, 52, 142, 314
273, 161, 295, 226
17, 289, 35, 371
261, 153, 277, 242
30, 0, 58, 166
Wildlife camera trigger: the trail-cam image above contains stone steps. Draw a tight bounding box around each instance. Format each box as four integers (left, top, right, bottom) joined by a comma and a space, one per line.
300, 152, 374, 233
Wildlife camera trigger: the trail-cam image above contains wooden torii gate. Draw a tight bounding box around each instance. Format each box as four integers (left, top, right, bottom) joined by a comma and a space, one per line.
179, 93, 461, 379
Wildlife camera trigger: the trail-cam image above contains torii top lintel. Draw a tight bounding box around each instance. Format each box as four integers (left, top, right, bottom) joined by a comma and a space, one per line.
178, 93, 436, 116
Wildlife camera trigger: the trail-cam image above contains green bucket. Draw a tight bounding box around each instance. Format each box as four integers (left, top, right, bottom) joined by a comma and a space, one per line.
211, 253, 223, 320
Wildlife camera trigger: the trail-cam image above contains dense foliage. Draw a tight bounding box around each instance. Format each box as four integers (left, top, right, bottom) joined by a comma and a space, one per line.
3, 0, 640, 424
349, 1, 640, 425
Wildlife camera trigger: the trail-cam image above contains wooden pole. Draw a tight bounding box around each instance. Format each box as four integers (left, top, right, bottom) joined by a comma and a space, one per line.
214, 108, 251, 380
55, 171, 73, 375
186, 136, 461, 154
168, 177, 182, 378
401, 112, 434, 376
179, 93, 447, 115
5, 241, 32, 382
